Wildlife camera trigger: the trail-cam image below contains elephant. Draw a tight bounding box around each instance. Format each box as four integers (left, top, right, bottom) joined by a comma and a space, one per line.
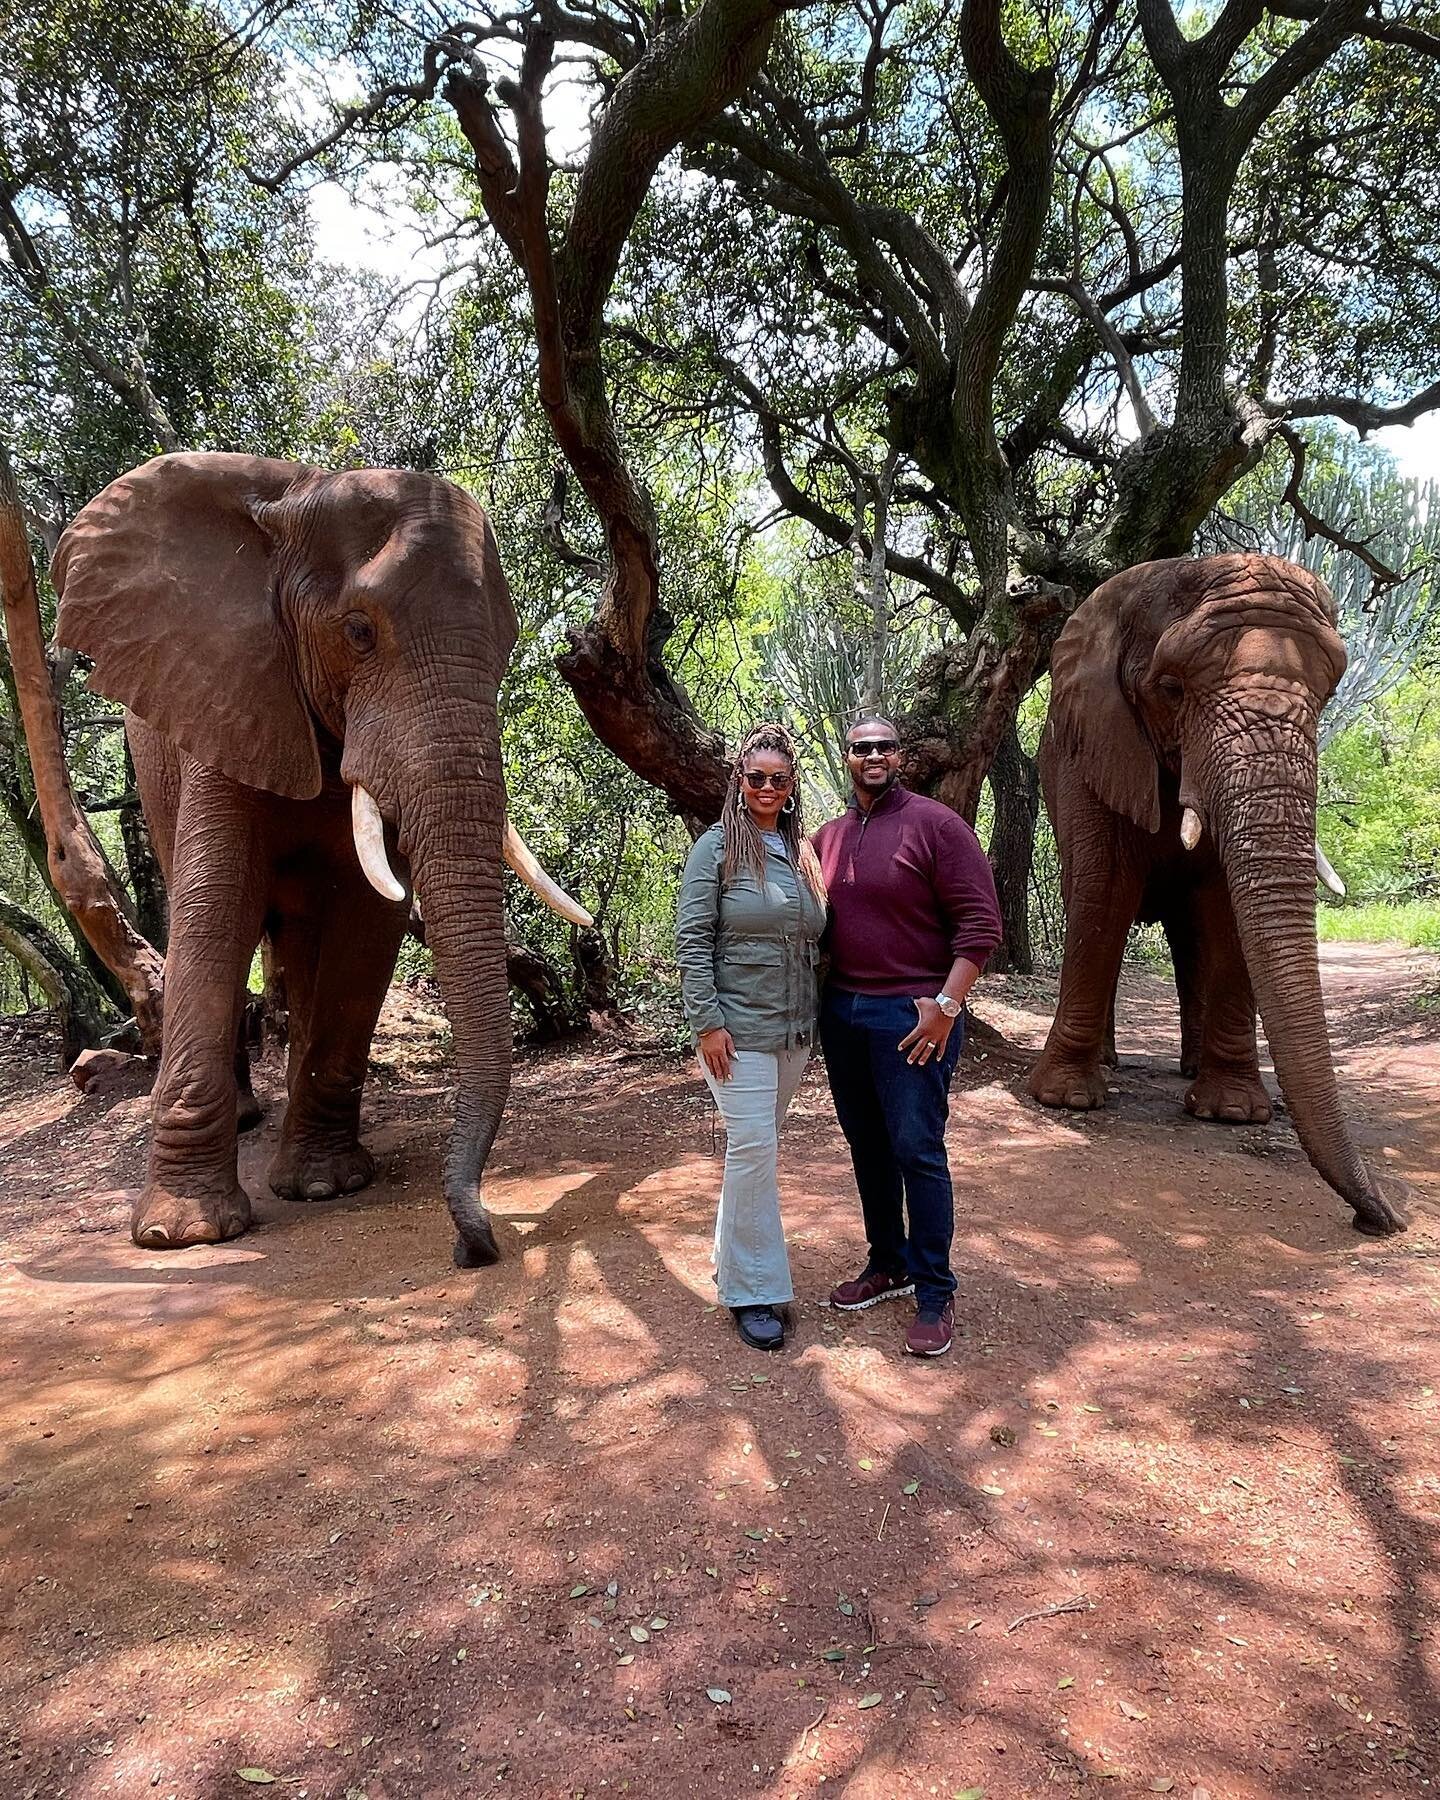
1027, 552, 1406, 1237
52, 451, 590, 1265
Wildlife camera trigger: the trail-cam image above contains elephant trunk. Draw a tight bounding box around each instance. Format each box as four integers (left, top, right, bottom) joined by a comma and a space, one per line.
1208, 746, 1406, 1235
400, 763, 512, 1267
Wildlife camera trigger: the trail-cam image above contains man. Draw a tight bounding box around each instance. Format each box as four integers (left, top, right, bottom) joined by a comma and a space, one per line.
812, 717, 1003, 1357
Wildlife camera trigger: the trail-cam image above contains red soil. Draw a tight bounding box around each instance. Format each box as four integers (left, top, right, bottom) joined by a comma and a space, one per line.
1, 942, 1437, 1799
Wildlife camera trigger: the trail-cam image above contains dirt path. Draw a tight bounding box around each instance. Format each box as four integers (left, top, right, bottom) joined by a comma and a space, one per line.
1, 943, 1438, 1799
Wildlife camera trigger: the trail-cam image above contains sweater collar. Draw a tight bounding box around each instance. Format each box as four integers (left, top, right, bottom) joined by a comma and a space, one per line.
847, 780, 909, 819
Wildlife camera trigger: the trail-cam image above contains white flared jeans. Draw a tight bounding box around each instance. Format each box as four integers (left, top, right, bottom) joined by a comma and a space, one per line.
700, 1046, 809, 1308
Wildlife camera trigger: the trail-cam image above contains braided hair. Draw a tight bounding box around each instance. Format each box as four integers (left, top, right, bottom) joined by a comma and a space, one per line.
720, 721, 828, 903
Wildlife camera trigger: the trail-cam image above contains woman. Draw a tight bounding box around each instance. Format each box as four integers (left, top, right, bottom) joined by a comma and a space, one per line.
675, 723, 828, 1351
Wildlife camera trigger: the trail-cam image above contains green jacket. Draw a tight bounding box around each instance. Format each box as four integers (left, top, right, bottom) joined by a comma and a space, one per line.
675, 825, 826, 1051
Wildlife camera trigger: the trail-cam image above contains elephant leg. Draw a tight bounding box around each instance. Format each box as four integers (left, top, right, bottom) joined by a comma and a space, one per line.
1163, 896, 1206, 1080
267, 865, 406, 1202
134, 772, 268, 1250
1183, 880, 1271, 1124
235, 1030, 264, 1132
1030, 854, 1145, 1111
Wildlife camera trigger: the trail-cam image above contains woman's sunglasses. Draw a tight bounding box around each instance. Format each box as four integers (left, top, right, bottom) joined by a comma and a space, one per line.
741, 770, 795, 790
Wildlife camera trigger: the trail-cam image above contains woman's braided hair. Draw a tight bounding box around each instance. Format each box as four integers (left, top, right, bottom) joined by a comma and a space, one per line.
720, 721, 828, 903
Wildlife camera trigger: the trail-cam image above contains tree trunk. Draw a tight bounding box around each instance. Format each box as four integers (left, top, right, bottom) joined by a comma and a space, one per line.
0, 894, 116, 1065
986, 721, 1038, 974
120, 742, 168, 950
505, 939, 583, 1042
0, 442, 165, 1051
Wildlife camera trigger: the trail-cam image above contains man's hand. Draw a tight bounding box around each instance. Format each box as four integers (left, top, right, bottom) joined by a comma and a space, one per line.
899, 999, 954, 1066
699, 1026, 736, 1082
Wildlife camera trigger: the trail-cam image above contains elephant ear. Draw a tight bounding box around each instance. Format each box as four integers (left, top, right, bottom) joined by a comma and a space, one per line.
52, 452, 323, 799
1048, 575, 1160, 834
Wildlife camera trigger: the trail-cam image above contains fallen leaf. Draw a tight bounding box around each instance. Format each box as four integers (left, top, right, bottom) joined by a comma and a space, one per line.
903, 1480, 920, 1496
1150, 1781, 1175, 1794
858, 1692, 882, 1709
978, 1484, 1005, 1497
858, 1458, 874, 1471
570, 1583, 590, 1599
1036, 1425, 1059, 1437
1119, 1700, 1148, 1720
954, 1789, 985, 1800
617, 1653, 635, 1665
650, 1615, 669, 1630
745, 1529, 766, 1541
706, 1688, 732, 1705
1057, 1676, 1075, 1690
822, 1648, 846, 1662
629, 1625, 650, 1643
1081, 1404, 1104, 1413
236, 1774, 276, 1787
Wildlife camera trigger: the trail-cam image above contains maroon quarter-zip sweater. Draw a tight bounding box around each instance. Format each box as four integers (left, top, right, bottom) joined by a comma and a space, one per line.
811, 784, 1002, 995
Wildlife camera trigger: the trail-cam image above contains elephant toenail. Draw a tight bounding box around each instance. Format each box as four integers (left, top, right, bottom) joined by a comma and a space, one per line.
139, 1225, 170, 1245
305, 1181, 334, 1199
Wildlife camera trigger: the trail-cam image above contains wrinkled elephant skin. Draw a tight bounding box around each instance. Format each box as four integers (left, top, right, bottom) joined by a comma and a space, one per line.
1028, 553, 1406, 1237
52, 452, 529, 1266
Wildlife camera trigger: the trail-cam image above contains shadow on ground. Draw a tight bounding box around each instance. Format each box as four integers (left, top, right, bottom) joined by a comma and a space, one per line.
1, 945, 1438, 1798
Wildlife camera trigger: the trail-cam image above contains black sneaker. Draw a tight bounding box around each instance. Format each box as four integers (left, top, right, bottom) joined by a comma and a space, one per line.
732, 1305, 784, 1351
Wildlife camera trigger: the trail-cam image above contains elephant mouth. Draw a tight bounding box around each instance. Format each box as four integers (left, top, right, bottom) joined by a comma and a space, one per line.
348, 781, 591, 926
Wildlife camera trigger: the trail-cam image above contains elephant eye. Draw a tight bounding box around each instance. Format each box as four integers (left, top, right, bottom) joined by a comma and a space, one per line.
1157, 674, 1183, 701
343, 612, 377, 654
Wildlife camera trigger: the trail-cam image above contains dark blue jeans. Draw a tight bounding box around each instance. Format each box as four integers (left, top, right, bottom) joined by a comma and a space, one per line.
820, 989, 963, 1311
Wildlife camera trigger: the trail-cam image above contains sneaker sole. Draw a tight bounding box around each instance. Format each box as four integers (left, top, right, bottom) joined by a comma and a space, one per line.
905, 1336, 953, 1357
829, 1283, 915, 1312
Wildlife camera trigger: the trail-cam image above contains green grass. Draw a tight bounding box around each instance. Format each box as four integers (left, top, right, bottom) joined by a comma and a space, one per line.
1316, 899, 1440, 950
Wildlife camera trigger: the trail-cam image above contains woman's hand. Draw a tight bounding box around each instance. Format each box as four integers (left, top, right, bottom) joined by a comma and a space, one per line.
699, 1026, 736, 1082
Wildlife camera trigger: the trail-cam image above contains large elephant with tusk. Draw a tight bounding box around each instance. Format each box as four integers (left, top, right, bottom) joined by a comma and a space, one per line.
53, 451, 590, 1266
1028, 552, 1406, 1237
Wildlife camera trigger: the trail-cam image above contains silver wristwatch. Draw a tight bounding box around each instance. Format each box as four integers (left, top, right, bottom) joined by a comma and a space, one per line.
932, 993, 961, 1018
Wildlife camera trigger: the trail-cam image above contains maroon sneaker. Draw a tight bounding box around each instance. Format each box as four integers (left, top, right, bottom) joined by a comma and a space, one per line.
828, 1268, 915, 1311
905, 1302, 954, 1357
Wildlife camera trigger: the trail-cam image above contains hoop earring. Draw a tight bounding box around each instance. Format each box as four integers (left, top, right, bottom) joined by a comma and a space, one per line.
781, 795, 796, 814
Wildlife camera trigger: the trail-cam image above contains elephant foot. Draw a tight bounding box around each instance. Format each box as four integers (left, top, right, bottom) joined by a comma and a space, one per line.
1184, 1070, 1272, 1124
1028, 1054, 1109, 1111
132, 1183, 252, 1250
237, 1091, 266, 1134
453, 1216, 501, 1269
268, 1141, 375, 1202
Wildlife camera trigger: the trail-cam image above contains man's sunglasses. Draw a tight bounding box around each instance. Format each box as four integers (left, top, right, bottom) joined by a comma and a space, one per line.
848, 737, 900, 757
742, 769, 795, 790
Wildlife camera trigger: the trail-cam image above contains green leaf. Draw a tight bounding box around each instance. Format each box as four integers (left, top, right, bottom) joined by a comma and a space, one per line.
821, 1648, 846, 1662
570, 1583, 590, 1598
954, 1788, 986, 1800
1058, 1675, 1075, 1689
707, 1687, 732, 1705
902, 1480, 920, 1495
858, 1692, 883, 1709
236, 1774, 276, 1787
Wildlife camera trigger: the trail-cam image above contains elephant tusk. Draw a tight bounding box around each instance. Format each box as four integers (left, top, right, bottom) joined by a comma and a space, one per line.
1180, 806, 1203, 851
503, 818, 594, 927
1315, 840, 1346, 898
351, 784, 407, 903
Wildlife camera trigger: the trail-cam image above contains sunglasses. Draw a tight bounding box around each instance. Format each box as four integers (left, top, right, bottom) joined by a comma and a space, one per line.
848, 738, 900, 757
741, 769, 795, 790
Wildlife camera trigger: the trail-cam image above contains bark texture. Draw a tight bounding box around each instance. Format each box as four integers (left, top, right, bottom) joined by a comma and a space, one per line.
0, 445, 165, 1051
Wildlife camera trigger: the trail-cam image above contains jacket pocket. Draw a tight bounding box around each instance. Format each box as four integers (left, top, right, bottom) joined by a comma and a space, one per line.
719, 941, 785, 967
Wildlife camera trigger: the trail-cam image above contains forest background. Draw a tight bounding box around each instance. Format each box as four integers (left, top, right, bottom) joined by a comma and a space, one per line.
1, 0, 1437, 1058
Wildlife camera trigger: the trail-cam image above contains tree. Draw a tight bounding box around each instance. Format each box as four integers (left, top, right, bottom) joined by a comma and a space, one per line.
243, 0, 1440, 833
